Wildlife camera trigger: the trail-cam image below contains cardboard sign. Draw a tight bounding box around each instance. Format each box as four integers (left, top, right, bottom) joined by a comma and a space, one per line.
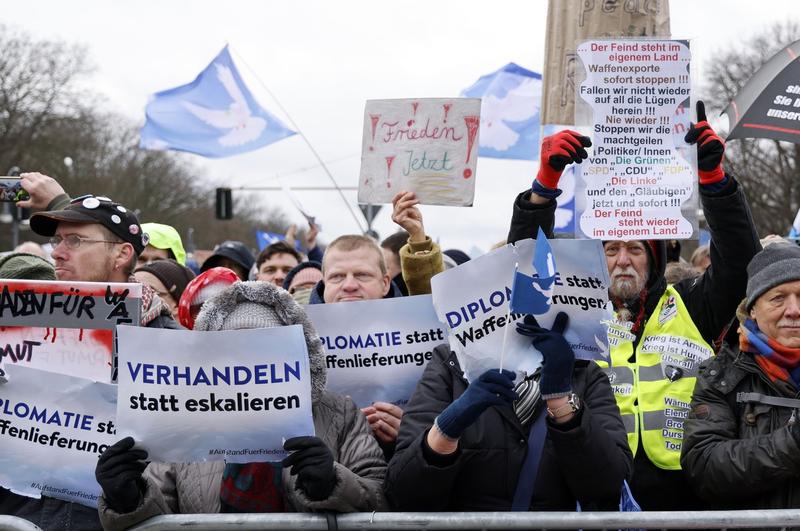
0, 364, 117, 508
358, 98, 481, 206
0, 280, 141, 382
305, 295, 445, 407
116, 325, 315, 463
431, 238, 611, 382
574, 39, 697, 240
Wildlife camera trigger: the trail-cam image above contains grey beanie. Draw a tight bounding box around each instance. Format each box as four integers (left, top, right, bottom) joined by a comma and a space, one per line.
193, 281, 326, 402
746, 244, 800, 310
0, 252, 55, 281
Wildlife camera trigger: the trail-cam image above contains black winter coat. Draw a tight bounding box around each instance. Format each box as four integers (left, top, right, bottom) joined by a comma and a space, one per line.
384, 345, 632, 511
504, 178, 761, 510
682, 342, 800, 513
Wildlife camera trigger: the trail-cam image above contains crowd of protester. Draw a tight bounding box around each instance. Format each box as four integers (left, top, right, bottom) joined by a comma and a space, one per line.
3, 101, 800, 531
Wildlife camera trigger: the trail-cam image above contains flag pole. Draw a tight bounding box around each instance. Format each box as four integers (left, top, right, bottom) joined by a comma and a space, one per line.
499, 262, 519, 372
230, 46, 366, 233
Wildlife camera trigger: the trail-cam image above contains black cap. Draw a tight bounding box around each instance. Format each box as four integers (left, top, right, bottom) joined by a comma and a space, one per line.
30, 195, 149, 255
201, 240, 255, 274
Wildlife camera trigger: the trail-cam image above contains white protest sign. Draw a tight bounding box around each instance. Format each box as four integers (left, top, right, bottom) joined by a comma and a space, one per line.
116, 325, 314, 463
358, 98, 481, 206
0, 364, 117, 508
305, 295, 445, 407
431, 238, 611, 382
574, 39, 697, 240
0, 280, 141, 382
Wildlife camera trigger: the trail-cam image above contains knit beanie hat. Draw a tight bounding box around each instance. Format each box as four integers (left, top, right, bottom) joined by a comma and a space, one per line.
746, 244, 800, 310
135, 259, 195, 301
0, 252, 56, 280
194, 281, 326, 401
282, 261, 323, 292
141, 223, 187, 265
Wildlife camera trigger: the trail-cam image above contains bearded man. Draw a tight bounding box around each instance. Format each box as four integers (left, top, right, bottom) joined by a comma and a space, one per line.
505, 102, 761, 510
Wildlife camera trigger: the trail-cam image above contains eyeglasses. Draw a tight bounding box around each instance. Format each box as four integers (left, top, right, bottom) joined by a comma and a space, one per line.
49, 234, 124, 250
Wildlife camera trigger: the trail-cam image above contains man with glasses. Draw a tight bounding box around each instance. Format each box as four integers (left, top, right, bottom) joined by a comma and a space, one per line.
26, 187, 179, 330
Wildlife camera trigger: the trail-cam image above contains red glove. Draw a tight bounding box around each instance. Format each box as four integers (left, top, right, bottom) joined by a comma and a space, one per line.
684, 101, 725, 185
536, 130, 592, 189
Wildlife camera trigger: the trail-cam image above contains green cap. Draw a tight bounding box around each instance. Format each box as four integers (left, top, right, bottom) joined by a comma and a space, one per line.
0, 252, 56, 281
141, 223, 186, 265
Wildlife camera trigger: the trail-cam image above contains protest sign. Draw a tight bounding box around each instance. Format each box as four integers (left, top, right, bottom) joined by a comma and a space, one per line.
0, 279, 141, 382
116, 325, 315, 463
358, 98, 481, 206
541, 0, 671, 126
0, 364, 117, 508
305, 295, 445, 407
431, 238, 611, 382
574, 39, 697, 241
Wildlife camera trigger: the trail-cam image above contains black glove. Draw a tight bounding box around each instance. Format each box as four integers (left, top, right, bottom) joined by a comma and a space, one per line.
684, 100, 725, 184
95, 437, 148, 513
435, 369, 517, 439
516, 312, 575, 398
282, 436, 336, 501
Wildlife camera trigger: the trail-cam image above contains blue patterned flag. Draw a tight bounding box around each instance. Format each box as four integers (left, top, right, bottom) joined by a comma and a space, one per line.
461, 63, 542, 160
510, 228, 557, 315
140, 46, 296, 158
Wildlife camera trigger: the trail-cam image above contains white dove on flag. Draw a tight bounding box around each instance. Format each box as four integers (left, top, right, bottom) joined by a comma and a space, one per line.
182, 63, 267, 147
479, 77, 541, 151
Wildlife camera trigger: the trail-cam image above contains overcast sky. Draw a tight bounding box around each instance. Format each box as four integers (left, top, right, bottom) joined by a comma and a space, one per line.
3, 1, 797, 252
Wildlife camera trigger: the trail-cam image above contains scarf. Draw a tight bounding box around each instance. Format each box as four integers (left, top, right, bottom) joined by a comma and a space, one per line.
739, 318, 800, 388
219, 462, 286, 513
129, 276, 170, 326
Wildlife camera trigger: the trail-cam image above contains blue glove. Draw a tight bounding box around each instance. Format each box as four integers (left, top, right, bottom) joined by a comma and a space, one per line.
516, 312, 574, 399
435, 369, 517, 439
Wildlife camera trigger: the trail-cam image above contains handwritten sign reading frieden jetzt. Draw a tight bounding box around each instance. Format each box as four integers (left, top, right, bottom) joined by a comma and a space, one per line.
0, 280, 141, 382
359, 98, 481, 206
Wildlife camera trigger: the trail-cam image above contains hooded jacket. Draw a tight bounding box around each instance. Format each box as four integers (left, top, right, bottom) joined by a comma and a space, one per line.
98, 283, 387, 531
505, 178, 760, 510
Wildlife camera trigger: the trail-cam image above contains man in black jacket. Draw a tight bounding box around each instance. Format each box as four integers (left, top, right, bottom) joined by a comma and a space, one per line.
503, 102, 760, 510
682, 244, 800, 511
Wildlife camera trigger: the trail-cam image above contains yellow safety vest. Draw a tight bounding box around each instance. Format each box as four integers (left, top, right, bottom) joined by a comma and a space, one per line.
597, 286, 713, 470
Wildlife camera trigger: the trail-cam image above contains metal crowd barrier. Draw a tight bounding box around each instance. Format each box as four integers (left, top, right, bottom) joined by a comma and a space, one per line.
0, 516, 43, 531
127, 510, 800, 530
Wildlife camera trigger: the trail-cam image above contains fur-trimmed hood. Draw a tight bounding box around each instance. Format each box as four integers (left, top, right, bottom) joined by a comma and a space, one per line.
194, 281, 326, 402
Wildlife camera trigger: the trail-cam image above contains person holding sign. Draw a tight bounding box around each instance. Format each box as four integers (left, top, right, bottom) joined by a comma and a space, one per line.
506, 103, 761, 510
389, 190, 445, 296
95, 282, 386, 530
21, 173, 179, 330
385, 311, 631, 510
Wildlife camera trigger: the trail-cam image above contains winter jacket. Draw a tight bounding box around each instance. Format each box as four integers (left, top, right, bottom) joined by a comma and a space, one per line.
98, 390, 387, 531
384, 345, 632, 511
98, 282, 387, 530
682, 325, 800, 513
505, 177, 760, 510
399, 236, 445, 295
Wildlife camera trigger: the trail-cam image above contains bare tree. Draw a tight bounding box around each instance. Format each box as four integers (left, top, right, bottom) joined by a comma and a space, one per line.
0, 24, 291, 252
703, 22, 800, 236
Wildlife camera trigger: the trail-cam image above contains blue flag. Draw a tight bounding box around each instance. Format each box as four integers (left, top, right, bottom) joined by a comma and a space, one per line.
256, 230, 302, 252
510, 229, 557, 315
140, 46, 296, 158
460, 63, 542, 160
